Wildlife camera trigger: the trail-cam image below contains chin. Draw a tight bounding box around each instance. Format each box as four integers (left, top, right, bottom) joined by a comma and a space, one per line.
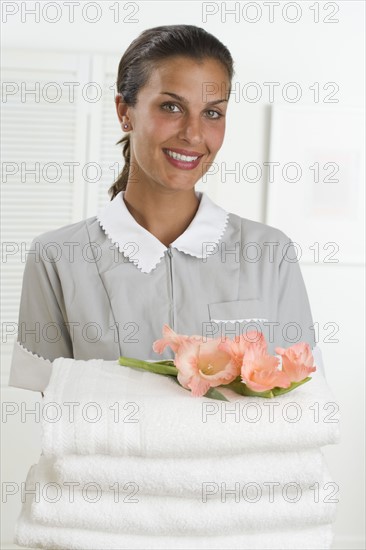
163, 181, 197, 192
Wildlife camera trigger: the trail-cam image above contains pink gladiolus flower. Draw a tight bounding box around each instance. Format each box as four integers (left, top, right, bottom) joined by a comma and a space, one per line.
174, 338, 240, 398
218, 330, 267, 370
152, 324, 204, 354
275, 342, 317, 382
241, 347, 291, 392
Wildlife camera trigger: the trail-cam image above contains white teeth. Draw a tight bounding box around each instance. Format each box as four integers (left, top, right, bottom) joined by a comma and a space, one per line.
165, 149, 199, 162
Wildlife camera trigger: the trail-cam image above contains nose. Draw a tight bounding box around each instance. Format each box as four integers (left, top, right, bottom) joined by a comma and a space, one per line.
177, 113, 204, 145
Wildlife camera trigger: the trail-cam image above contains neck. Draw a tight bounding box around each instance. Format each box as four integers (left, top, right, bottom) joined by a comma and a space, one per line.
123, 181, 201, 248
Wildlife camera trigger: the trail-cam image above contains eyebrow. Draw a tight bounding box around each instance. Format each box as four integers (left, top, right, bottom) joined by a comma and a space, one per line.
160, 91, 228, 106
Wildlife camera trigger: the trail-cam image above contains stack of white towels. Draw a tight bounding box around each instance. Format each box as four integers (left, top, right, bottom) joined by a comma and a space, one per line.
14, 352, 340, 549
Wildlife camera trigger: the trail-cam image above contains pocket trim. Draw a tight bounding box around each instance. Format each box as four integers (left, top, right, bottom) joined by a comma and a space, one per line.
208, 299, 269, 323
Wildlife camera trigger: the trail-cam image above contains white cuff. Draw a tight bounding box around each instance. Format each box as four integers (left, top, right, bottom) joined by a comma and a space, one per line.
8, 339, 52, 392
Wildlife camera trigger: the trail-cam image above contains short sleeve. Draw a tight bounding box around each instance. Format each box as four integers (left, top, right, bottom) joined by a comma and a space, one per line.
276, 239, 316, 352
8, 237, 73, 393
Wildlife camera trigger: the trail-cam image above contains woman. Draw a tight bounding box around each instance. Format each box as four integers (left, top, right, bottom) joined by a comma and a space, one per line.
8, 24, 317, 395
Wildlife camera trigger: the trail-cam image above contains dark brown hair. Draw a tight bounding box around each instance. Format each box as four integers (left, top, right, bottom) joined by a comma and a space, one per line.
108, 24, 235, 200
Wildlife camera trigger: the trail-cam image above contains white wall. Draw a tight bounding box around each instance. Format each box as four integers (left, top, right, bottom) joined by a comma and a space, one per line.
1, 1, 364, 548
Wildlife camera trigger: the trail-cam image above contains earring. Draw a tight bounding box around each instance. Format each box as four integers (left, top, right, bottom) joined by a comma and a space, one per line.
123, 124, 129, 129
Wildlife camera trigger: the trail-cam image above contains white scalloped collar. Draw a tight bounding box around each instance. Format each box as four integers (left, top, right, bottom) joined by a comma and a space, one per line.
96, 190, 229, 274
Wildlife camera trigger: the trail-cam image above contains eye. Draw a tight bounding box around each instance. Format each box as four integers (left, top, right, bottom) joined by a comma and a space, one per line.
161, 102, 181, 113
205, 110, 222, 119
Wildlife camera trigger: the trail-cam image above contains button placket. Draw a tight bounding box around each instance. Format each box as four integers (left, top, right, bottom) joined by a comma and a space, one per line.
166, 247, 175, 331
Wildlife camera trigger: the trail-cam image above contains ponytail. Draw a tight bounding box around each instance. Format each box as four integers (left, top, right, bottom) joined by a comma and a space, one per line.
108, 134, 130, 200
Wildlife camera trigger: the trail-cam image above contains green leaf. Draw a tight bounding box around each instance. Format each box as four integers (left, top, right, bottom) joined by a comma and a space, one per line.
271, 377, 311, 397
224, 377, 312, 399
169, 376, 230, 402
203, 387, 230, 402
118, 356, 178, 376
225, 381, 274, 398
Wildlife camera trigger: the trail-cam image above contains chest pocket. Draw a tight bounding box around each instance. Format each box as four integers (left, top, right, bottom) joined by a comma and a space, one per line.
208, 299, 269, 323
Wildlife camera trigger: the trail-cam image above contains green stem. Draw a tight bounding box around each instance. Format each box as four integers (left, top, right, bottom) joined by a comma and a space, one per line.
118, 358, 312, 400
118, 356, 178, 376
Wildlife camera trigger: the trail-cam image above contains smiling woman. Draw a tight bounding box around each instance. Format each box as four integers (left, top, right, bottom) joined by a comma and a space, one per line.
8, 24, 321, 395
111, 26, 233, 247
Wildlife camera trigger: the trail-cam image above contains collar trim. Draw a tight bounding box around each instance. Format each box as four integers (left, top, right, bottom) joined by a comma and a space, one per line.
97, 190, 229, 274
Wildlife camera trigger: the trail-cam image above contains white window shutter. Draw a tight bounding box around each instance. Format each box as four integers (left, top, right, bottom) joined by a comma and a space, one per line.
1, 50, 91, 385
85, 53, 125, 216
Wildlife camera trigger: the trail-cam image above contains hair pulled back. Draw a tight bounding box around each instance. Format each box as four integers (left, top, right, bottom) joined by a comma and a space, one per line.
109, 25, 234, 200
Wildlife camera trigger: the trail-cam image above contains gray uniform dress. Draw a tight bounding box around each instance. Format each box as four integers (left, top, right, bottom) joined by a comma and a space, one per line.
8, 190, 316, 393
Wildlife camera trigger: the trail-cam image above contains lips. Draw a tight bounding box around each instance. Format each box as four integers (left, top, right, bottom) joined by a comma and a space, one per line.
162, 148, 204, 170
163, 147, 205, 157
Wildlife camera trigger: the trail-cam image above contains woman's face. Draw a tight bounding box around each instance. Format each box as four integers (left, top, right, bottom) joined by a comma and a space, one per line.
117, 56, 230, 192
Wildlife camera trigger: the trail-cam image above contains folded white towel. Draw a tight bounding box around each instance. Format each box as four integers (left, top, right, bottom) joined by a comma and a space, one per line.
14, 466, 335, 550
53, 448, 325, 498
29, 455, 336, 536
42, 358, 340, 458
